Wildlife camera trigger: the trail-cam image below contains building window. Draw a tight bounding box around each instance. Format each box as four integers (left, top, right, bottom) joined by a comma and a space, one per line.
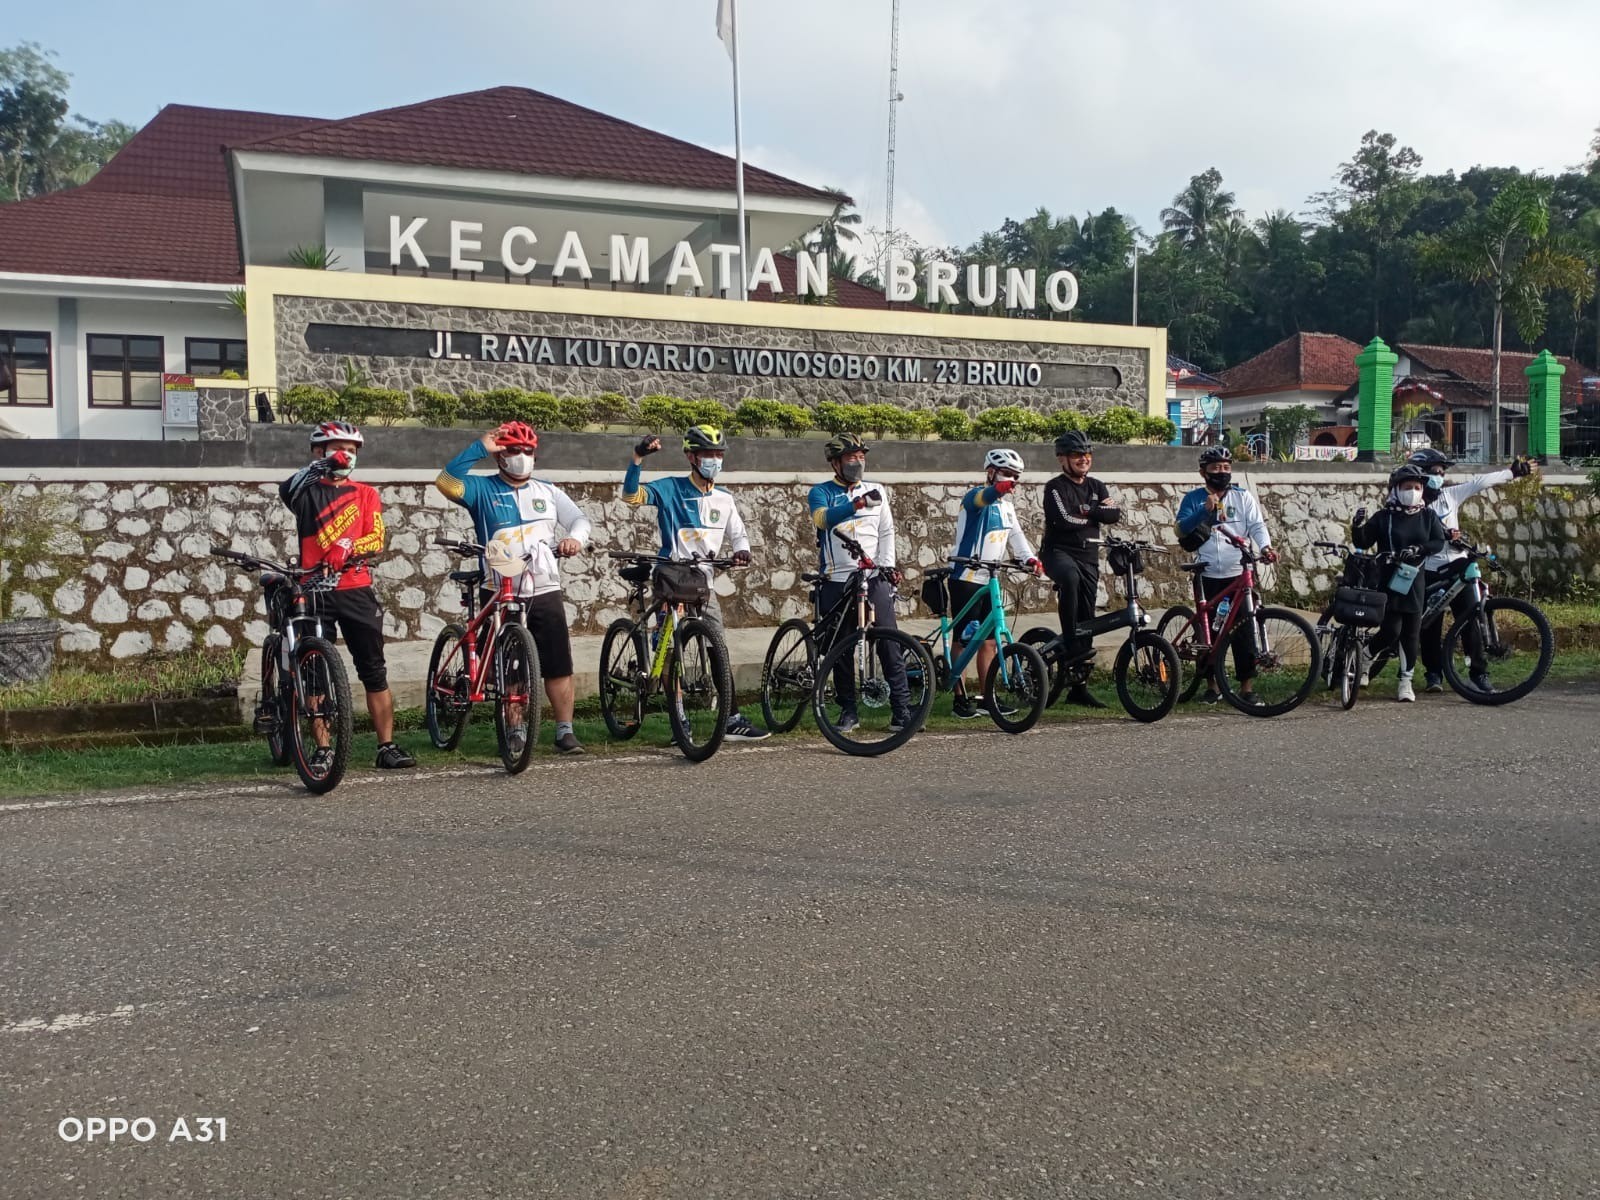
0, 330, 52, 407
185, 337, 248, 377
88, 334, 164, 408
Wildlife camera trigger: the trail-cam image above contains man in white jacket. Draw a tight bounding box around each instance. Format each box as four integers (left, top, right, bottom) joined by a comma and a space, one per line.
1406, 447, 1534, 692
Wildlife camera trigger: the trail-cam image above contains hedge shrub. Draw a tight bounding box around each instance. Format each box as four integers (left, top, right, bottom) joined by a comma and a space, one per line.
412, 386, 460, 428
590, 392, 635, 426
279, 384, 339, 425
930, 406, 975, 441
1084, 406, 1144, 445
557, 395, 594, 431
973, 405, 1047, 441
340, 386, 409, 426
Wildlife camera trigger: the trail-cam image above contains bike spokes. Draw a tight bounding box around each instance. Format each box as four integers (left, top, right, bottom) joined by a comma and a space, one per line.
1443, 597, 1551, 704
1213, 607, 1319, 717
667, 622, 730, 760
761, 620, 814, 734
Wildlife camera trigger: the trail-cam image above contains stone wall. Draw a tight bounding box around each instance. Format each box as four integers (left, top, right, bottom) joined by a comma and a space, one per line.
273, 295, 1149, 415
8, 469, 1597, 667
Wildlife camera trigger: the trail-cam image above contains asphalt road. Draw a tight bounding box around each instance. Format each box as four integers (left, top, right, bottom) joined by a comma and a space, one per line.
3, 687, 1599, 1199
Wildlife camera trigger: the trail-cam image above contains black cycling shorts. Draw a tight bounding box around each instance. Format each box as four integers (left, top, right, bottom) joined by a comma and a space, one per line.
312, 587, 388, 693
947, 578, 993, 637
480, 589, 574, 679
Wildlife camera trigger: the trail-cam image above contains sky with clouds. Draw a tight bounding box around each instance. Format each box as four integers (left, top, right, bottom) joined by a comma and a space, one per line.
12, 0, 1596, 252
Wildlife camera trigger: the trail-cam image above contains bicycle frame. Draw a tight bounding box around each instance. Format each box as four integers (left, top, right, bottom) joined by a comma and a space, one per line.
452, 569, 525, 703
926, 566, 1023, 685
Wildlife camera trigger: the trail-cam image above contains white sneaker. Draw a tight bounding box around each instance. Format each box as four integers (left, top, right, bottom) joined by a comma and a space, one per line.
1396, 674, 1416, 703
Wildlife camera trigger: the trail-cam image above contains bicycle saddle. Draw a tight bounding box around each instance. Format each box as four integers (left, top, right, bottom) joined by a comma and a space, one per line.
618, 562, 653, 584
1178, 561, 1207, 573
448, 569, 483, 584
801, 572, 826, 584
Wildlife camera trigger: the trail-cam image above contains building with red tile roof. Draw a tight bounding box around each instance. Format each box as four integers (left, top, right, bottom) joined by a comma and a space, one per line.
1215, 332, 1364, 427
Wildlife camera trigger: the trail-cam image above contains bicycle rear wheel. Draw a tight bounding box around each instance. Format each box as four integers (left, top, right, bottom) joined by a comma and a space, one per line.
287, 636, 352, 795
425, 623, 471, 750
813, 628, 934, 756
1441, 596, 1552, 706
1336, 626, 1360, 710
493, 622, 541, 775
666, 618, 732, 762
760, 618, 815, 733
1113, 631, 1180, 723
983, 641, 1049, 734
598, 618, 647, 740
1155, 605, 1206, 703
260, 634, 290, 765
1020, 626, 1070, 706
1213, 605, 1320, 718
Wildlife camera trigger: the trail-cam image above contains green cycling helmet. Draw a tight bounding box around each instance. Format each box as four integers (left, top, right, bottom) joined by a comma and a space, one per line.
682, 425, 725, 452
824, 432, 868, 460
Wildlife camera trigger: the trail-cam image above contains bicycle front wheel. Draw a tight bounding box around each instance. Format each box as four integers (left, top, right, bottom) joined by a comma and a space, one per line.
1442, 596, 1553, 706
1113, 631, 1180, 723
761, 618, 815, 734
983, 641, 1049, 734
812, 628, 934, 756
1019, 626, 1069, 706
1213, 605, 1320, 717
493, 622, 541, 775
1155, 605, 1206, 703
599, 618, 647, 740
1336, 626, 1360, 710
425, 623, 471, 750
260, 633, 290, 765
666, 618, 732, 762
287, 636, 353, 795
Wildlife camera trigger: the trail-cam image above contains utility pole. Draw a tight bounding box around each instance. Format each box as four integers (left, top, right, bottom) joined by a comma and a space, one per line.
885, 0, 903, 266
1131, 248, 1139, 326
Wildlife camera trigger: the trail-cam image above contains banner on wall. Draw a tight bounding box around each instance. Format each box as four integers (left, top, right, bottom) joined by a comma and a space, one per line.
1294, 444, 1356, 462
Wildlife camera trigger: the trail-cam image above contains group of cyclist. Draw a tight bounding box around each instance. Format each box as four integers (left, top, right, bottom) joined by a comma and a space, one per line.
274, 410, 1537, 766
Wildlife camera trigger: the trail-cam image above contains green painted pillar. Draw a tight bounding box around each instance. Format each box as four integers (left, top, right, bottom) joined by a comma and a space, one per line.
1524, 349, 1565, 462
1354, 336, 1397, 462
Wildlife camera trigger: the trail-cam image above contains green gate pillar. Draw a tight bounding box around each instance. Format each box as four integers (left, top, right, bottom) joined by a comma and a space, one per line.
1354, 336, 1397, 462
1524, 349, 1565, 462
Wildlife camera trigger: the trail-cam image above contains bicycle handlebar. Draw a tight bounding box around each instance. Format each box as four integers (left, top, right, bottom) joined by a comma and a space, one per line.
210, 545, 372, 583
607, 550, 743, 570
947, 555, 1038, 575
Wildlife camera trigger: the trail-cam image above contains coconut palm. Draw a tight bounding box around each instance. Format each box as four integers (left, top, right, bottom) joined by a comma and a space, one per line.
791, 191, 862, 258
1161, 168, 1238, 252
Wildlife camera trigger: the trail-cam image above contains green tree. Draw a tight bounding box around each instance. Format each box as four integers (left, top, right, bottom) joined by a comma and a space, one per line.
1317, 131, 1424, 336
1161, 168, 1238, 253
0, 42, 134, 200
793, 190, 862, 258
1427, 175, 1595, 457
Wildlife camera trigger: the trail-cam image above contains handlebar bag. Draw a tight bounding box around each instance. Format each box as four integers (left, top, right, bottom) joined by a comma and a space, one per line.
652, 562, 710, 607
1332, 586, 1387, 629
919, 573, 950, 616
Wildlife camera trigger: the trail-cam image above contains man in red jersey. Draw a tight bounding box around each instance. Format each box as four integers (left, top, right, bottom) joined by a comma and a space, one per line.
278, 420, 415, 769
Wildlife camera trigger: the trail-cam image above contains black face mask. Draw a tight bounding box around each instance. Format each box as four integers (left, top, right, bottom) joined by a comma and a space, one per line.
838, 460, 864, 484
1204, 471, 1232, 492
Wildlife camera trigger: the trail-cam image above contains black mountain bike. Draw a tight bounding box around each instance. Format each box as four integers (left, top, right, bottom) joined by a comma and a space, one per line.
215, 545, 356, 795
1018, 536, 1182, 723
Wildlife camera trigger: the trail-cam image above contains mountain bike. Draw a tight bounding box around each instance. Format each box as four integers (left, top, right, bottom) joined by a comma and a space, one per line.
214, 544, 357, 795
1154, 527, 1320, 717
597, 552, 736, 762
423, 539, 545, 774
1311, 542, 1403, 711
904, 557, 1050, 734
1017, 536, 1182, 723
759, 533, 934, 756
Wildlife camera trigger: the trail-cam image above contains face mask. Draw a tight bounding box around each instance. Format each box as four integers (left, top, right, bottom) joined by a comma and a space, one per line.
1397, 487, 1424, 508
1424, 475, 1444, 492
839, 460, 864, 484
1204, 471, 1232, 492
328, 453, 355, 479
499, 453, 533, 480
695, 456, 723, 481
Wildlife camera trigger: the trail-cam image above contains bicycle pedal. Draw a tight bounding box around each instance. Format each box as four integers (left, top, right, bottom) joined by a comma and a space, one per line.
252, 710, 281, 735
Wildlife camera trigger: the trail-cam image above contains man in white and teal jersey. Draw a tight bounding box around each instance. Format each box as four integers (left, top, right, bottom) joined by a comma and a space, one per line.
623, 424, 769, 740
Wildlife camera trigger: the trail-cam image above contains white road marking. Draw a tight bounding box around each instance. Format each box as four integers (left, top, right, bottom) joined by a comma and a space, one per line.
1, 1003, 155, 1034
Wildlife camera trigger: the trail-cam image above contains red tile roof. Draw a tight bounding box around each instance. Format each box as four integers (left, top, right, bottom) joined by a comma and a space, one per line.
749, 254, 893, 309
237, 87, 842, 203
1398, 343, 1586, 410
1218, 332, 1363, 397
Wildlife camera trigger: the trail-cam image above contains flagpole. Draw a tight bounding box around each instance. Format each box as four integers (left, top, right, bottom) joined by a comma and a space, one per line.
728, 0, 749, 300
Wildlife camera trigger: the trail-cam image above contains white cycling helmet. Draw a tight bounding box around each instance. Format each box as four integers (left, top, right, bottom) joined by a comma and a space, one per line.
984, 447, 1025, 474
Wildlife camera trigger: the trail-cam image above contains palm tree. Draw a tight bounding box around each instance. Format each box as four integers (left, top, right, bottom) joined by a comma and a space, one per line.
791, 191, 862, 258
1428, 175, 1595, 457
1161, 168, 1238, 252
1575, 207, 1600, 367
1210, 213, 1258, 288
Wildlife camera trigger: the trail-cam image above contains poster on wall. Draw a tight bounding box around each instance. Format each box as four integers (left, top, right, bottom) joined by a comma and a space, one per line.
162, 374, 199, 440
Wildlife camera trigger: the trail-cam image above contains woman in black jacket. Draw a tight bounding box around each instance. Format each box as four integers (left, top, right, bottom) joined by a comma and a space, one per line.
1352, 464, 1448, 703
1041, 430, 1121, 707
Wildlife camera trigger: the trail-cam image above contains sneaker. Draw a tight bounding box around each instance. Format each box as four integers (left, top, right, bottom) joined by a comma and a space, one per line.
1424, 672, 1444, 693
1397, 674, 1416, 703
505, 728, 528, 758
952, 695, 984, 719
725, 714, 771, 741
835, 710, 860, 733
1065, 685, 1108, 710
310, 746, 336, 773
987, 697, 1019, 718
888, 711, 913, 734
553, 731, 584, 755
1470, 671, 1493, 694
1200, 690, 1221, 706
1239, 692, 1266, 708
375, 741, 416, 769
1358, 668, 1370, 688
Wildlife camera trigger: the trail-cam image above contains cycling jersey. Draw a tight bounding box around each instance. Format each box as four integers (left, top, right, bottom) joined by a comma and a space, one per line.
622, 463, 750, 576
949, 484, 1034, 583
1176, 484, 1271, 579
808, 477, 896, 581
1424, 468, 1512, 571
436, 442, 592, 598
1041, 474, 1119, 558
278, 467, 383, 591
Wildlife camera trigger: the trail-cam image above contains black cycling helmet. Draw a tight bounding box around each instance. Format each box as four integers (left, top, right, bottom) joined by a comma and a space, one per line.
825, 432, 868, 460
1389, 463, 1428, 488
682, 425, 726, 453
1407, 447, 1454, 472
1198, 445, 1232, 467
1054, 430, 1093, 456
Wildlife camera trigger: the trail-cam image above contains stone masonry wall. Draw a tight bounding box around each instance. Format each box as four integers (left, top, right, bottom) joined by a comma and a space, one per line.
8, 473, 1597, 668
273, 295, 1149, 415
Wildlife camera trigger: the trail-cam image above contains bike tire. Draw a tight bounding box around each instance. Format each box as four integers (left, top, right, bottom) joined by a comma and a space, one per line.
812, 628, 935, 756
1112, 631, 1180, 723
1213, 605, 1320, 718
760, 618, 816, 734
666, 618, 732, 763
1019, 626, 1069, 707
1337, 626, 1360, 710
598, 618, 647, 740
425, 623, 471, 751
1441, 596, 1553, 706
287, 636, 352, 795
493, 622, 541, 775
1155, 605, 1205, 703
983, 641, 1049, 734
260, 634, 290, 766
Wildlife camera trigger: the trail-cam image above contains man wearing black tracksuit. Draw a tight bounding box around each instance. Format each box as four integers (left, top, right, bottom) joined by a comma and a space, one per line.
1041, 430, 1120, 707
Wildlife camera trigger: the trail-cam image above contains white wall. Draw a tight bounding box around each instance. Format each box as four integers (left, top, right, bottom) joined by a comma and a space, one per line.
0, 295, 64, 439
1221, 388, 1342, 427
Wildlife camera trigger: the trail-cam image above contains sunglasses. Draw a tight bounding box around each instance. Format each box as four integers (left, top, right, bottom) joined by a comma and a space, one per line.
996, 470, 1022, 481
499, 445, 535, 455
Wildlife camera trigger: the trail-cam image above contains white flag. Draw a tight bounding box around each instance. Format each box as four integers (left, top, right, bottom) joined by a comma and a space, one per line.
716, 0, 734, 59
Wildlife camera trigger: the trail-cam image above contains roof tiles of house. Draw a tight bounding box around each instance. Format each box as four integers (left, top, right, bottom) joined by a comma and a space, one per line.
1167, 353, 1221, 387
748, 254, 891, 310
237, 86, 841, 203
1218, 332, 1364, 397
1399, 343, 1586, 409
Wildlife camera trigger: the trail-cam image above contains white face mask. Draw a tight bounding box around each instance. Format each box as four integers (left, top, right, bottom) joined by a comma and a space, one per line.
1397, 487, 1424, 508
499, 453, 533, 480
695, 457, 724, 481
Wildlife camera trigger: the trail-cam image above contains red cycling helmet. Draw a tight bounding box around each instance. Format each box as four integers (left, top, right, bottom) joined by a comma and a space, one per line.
494, 421, 539, 452
310, 419, 363, 447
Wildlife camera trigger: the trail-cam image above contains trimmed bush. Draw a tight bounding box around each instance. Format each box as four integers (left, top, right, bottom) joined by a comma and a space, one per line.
636, 395, 682, 431
456, 390, 490, 424
734, 398, 784, 435
973, 405, 1047, 441
590, 392, 635, 426
1045, 409, 1086, 437
477, 388, 560, 429
339, 386, 408, 426
412, 386, 460, 428
279, 384, 339, 425
683, 398, 736, 432
1084, 406, 1144, 445
557, 395, 594, 431
1140, 415, 1178, 444
931, 406, 975, 441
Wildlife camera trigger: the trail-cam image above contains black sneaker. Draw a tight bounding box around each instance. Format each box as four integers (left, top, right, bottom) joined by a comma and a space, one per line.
1200, 690, 1221, 705
987, 698, 1019, 719
375, 741, 416, 769
1470, 671, 1493, 693
1424, 671, 1444, 693
888, 711, 913, 734
1065, 685, 1108, 710
725, 714, 771, 741
952, 695, 984, 719
554, 731, 585, 755
1239, 692, 1266, 708
310, 746, 336, 773
835, 711, 860, 733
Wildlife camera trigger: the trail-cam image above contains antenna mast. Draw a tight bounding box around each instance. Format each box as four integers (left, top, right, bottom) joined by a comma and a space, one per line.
885, 0, 903, 264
